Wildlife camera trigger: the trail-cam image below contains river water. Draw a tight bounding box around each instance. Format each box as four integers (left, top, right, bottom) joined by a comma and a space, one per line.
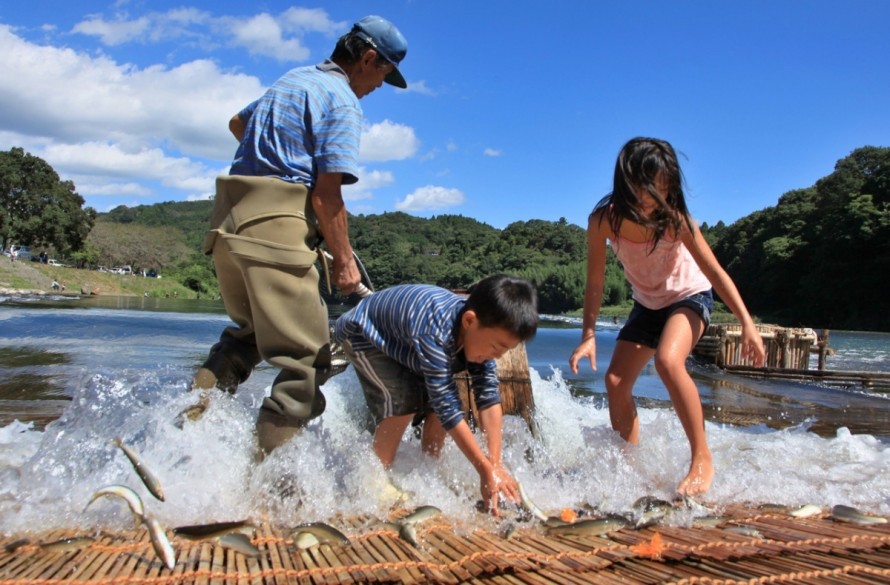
1, 294, 888, 536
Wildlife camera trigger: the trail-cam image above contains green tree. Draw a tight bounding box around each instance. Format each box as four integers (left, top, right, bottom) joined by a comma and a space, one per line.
0, 147, 96, 254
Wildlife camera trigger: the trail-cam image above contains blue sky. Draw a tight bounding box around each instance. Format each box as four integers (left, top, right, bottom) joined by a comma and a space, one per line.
1, 1, 887, 230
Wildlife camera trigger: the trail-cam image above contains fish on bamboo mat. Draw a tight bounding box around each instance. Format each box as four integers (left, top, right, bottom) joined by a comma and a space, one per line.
789, 503, 822, 518
39, 535, 96, 553
143, 515, 175, 570
546, 514, 628, 537
173, 520, 255, 540
114, 437, 165, 502
289, 521, 351, 548
217, 532, 260, 557
831, 504, 888, 524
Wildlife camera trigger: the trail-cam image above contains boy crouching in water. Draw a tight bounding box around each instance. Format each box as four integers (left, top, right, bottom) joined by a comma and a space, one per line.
332, 274, 538, 515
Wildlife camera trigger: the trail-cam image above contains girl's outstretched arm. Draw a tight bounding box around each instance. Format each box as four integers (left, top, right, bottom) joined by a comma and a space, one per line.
569, 210, 610, 374
681, 220, 766, 366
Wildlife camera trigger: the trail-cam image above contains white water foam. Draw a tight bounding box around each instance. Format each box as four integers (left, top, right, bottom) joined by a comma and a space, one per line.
1, 365, 888, 537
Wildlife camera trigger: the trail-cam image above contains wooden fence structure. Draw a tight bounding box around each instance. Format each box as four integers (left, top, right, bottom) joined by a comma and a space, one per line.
693, 324, 890, 391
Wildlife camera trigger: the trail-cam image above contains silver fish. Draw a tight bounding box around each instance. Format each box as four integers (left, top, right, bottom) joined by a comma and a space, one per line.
39, 536, 95, 553
724, 525, 764, 539
218, 533, 260, 557
398, 522, 419, 547
400, 505, 442, 525
84, 484, 145, 522
290, 522, 351, 546
498, 521, 517, 540
692, 515, 726, 528
757, 503, 790, 514
294, 531, 321, 550
546, 515, 627, 537
789, 504, 822, 518
114, 437, 165, 502
630, 496, 673, 528
516, 481, 548, 522
173, 520, 254, 541
831, 504, 888, 525
144, 516, 176, 570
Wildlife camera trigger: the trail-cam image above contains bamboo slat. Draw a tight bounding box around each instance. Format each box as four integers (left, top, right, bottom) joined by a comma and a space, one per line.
5, 506, 883, 585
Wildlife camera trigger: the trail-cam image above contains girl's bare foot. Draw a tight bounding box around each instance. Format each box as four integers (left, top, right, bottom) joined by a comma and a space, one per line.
677, 455, 713, 496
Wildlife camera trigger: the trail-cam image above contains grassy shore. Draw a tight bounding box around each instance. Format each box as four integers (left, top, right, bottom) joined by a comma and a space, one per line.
0, 256, 198, 298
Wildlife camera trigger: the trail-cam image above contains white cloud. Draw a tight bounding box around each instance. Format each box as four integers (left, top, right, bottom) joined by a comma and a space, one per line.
401, 80, 435, 95
483, 148, 503, 157
396, 186, 465, 212
72, 16, 151, 45
228, 13, 310, 62
360, 120, 420, 162
343, 168, 395, 201
72, 7, 345, 63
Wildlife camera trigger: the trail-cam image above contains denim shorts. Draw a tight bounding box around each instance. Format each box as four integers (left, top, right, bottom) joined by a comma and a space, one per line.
342, 341, 428, 424
617, 289, 714, 349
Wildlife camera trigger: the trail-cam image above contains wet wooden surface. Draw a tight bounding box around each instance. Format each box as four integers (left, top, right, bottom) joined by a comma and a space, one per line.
2, 504, 889, 584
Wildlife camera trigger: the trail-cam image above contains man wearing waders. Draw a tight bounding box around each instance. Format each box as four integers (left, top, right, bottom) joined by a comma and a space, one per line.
192, 15, 409, 455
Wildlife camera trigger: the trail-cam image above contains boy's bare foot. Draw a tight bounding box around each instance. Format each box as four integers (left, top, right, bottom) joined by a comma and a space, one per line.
677, 456, 714, 496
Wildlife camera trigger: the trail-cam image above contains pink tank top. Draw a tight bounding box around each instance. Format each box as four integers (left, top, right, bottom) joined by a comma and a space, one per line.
611, 234, 712, 310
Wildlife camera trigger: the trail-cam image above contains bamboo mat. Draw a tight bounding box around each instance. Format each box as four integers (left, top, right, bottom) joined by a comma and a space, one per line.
2, 504, 889, 584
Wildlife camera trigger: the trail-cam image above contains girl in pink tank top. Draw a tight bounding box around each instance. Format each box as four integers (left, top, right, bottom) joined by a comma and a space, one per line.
568, 137, 765, 497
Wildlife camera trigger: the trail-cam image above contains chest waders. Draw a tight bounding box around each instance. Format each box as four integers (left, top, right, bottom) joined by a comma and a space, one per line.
196, 175, 331, 455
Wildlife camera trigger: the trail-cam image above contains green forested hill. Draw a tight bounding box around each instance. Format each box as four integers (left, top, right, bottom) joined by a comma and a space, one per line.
86, 145, 890, 329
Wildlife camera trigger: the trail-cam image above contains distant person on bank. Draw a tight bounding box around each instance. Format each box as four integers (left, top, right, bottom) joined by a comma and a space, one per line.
333, 274, 539, 515
192, 15, 409, 455
569, 137, 765, 496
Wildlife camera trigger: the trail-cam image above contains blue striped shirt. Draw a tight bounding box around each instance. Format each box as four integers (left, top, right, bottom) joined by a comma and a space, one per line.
332, 285, 501, 431
230, 61, 362, 187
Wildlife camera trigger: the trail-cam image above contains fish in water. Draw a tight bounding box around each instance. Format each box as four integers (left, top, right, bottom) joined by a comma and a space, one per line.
830, 504, 888, 525
173, 520, 254, 541
290, 522, 351, 546
789, 504, 822, 518
400, 505, 442, 525
84, 484, 145, 523
398, 522, 419, 547
144, 516, 176, 570
546, 515, 628, 537
114, 437, 165, 502
516, 480, 548, 522
630, 495, 674, 528
218, 533, 260, 557
39, 536, 95, 553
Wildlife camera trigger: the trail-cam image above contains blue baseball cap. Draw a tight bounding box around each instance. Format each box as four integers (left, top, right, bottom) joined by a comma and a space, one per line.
352, 15, 408, 88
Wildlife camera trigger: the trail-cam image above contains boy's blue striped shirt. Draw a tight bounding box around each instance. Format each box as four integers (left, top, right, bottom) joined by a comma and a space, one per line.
230, 61, 362, 186
333, 285, 501, 430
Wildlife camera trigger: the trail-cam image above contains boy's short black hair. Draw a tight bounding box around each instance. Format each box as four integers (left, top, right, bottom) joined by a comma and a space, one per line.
463, 274, 538, 341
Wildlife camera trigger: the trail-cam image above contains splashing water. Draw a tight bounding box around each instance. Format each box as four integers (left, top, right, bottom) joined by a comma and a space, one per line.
1, 363, 888, 537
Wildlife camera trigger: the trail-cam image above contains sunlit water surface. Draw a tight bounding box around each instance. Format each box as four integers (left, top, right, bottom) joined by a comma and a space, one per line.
0, 295, 888, 536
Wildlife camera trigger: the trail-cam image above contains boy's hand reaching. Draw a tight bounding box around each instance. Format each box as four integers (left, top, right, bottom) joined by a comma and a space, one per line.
480, 464, 519, 516
569, 335, 597, 374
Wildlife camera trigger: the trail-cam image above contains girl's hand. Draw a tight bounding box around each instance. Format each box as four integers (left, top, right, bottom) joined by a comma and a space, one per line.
569, 336, 597, 374
480, 464, 519, 516
740, 325, 766, 367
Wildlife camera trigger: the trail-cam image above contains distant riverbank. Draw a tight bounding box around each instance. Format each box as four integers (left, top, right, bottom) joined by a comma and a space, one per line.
0, 256, 198, 299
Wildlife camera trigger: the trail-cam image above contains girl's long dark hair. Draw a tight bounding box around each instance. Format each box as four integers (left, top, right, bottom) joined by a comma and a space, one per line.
593, 137, 694, 251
